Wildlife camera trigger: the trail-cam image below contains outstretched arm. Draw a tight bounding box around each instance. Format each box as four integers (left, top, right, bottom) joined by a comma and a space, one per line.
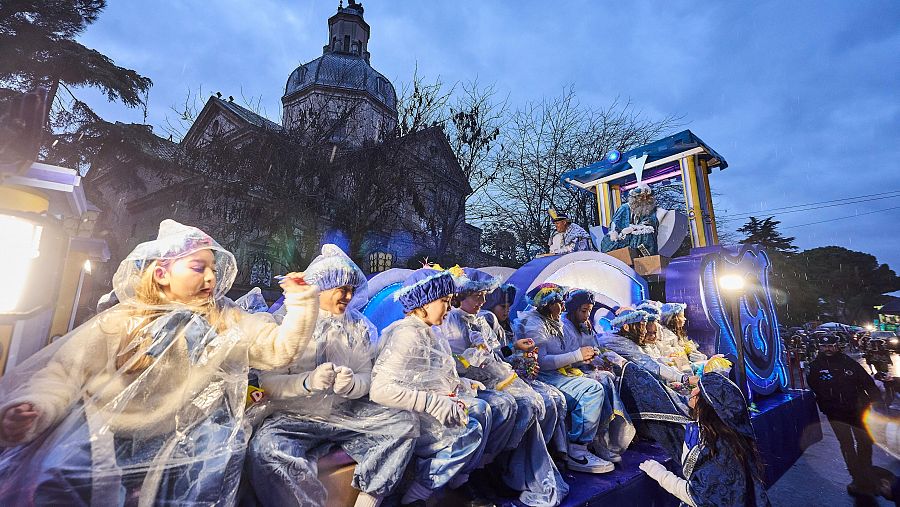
243, 283, 320, 370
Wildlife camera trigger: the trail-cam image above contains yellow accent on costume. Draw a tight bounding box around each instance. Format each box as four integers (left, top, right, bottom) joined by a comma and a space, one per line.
557, 367, 584, 377
246, 385, 266, 407
496, 373, 519, 390
430, 263, 465, 279
703, 356, 733, 375
548, 208, 559, 220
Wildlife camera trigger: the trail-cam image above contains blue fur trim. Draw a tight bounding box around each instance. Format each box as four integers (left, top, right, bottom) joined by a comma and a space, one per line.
305, 259, 366, 291
636, 302, 661, 315
394, 272, 457, 313
610, 309, 649, 328
458, 276, 501, 294
660, 302, 687, 321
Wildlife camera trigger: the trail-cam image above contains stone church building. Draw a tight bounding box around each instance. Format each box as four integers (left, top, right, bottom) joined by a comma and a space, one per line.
88, 1, 493, 297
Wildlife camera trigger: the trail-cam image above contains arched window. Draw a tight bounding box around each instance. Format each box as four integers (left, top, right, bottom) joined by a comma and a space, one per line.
369, 251, 393, 273
210, 119, 221, 136
249, 254, 273, 286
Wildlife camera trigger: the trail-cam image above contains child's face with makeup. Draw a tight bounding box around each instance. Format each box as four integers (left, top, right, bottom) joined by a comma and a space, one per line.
155, 249, 217, 303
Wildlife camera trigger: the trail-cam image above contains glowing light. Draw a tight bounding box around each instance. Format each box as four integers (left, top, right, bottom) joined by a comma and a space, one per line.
620, 168, 682, 190
0, 215, 42, 313
605, 149, 621, 164
865, 324, 876, 331
718, 273, 746, 292
83, 259, 92, 274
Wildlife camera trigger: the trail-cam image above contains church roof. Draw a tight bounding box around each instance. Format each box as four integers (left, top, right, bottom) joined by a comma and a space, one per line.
211, 97, 281, 131
283, 52, 397, 112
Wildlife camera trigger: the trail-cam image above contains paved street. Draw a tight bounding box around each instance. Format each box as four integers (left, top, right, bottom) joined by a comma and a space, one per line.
769, 352, 900, 506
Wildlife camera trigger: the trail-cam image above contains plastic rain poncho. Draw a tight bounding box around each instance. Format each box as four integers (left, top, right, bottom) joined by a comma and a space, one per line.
439, 308, 568, 506
0, 220, 319, 506
598, 331, 686, 383
441, 308, 544, 416
246, 307, 418, 506
481, 309, 569, 455
554, 315, 634, 455
234, 287, 269, 314
658, 326, 708, 366
370, 315, 490, 491
516, 309, 608, 447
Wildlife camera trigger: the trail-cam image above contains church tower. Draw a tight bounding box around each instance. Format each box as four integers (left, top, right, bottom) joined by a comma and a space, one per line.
281, 1, 397, 146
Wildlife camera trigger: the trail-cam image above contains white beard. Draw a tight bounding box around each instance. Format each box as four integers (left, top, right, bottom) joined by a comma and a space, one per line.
629, 198, 657, 220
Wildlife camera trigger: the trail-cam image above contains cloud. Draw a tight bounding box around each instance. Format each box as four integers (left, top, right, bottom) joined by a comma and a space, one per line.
76, 0, 900, 271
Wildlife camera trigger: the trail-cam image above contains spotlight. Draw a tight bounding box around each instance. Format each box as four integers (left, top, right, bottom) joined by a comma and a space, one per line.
605, 149, 621, 164
718, 274, 746, 292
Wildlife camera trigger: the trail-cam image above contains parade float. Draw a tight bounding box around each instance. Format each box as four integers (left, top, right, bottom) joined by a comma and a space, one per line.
360, 130, 821, 505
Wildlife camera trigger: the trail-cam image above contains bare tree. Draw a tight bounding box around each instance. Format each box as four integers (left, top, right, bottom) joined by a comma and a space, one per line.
396, 71, 507, 261
482, 87, 682, 263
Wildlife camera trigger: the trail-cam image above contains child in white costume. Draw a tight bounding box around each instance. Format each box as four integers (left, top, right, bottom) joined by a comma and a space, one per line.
246, 245, 418, 507
370, 268, 492, 506
440, 267, 568, 507
0, 220, 318, 506
560, 289, 635, 462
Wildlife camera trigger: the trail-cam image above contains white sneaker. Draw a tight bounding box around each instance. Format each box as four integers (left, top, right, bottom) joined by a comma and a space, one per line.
567, 443, 614, 473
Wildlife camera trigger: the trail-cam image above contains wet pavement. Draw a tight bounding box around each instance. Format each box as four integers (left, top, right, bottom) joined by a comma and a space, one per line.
768, 352, 900, 506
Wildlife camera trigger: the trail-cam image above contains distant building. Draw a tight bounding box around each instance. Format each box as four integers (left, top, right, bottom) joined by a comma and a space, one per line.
87, 1, 495, 299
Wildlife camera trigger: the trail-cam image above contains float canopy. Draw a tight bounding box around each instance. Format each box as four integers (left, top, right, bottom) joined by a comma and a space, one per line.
560, 129, 727, 191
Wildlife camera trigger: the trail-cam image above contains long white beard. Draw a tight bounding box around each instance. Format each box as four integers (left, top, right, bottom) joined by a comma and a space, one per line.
629, 199, 657, 220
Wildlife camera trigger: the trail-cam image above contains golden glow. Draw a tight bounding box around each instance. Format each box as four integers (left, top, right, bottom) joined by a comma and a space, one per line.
863, 406, 900, 460
0, 215, 42, 312
0, 186, 49, 213
718, 274, 746, 292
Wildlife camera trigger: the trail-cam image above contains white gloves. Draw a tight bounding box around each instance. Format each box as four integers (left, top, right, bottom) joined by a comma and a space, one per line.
639, 459, 667, 478
306, 362, 336, 392
332, 366, 355, 396
469, 380, 486, 392
424, 393, 466, 426
640, 460, 695, 506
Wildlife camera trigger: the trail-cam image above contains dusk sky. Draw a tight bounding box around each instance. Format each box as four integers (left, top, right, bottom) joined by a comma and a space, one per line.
76, 1, 900, 272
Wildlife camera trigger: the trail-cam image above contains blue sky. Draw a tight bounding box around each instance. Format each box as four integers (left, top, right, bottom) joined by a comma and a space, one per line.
77, 1, 900, 272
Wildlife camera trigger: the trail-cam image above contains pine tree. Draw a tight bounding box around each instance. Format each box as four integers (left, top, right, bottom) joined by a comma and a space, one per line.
0, 1, 151, 112
0, 1, 161, 179
737, 216, 798, 254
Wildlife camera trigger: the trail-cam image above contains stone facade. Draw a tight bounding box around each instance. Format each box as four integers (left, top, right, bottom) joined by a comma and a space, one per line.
87, 2, 496, 299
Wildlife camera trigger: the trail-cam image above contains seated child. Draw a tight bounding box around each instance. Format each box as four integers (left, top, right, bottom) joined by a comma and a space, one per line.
0, 219, 318, 506
483, 283, 569, 458
369, 268, 491, 507
560, 289, 635, 461
598, 309, 695, 387
246, 245, 418, 507
515, 283, 615, 474
441, 268, 568, 507
660, 303, 708, 366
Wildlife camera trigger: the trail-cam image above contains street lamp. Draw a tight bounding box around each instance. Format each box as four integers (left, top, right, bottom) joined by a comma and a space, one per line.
0, 214, 42, 313
0, 211, 67, 319
718, 272, 749, 398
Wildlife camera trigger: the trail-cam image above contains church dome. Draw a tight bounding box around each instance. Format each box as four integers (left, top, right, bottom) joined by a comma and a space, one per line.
284, 52, 397, 112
